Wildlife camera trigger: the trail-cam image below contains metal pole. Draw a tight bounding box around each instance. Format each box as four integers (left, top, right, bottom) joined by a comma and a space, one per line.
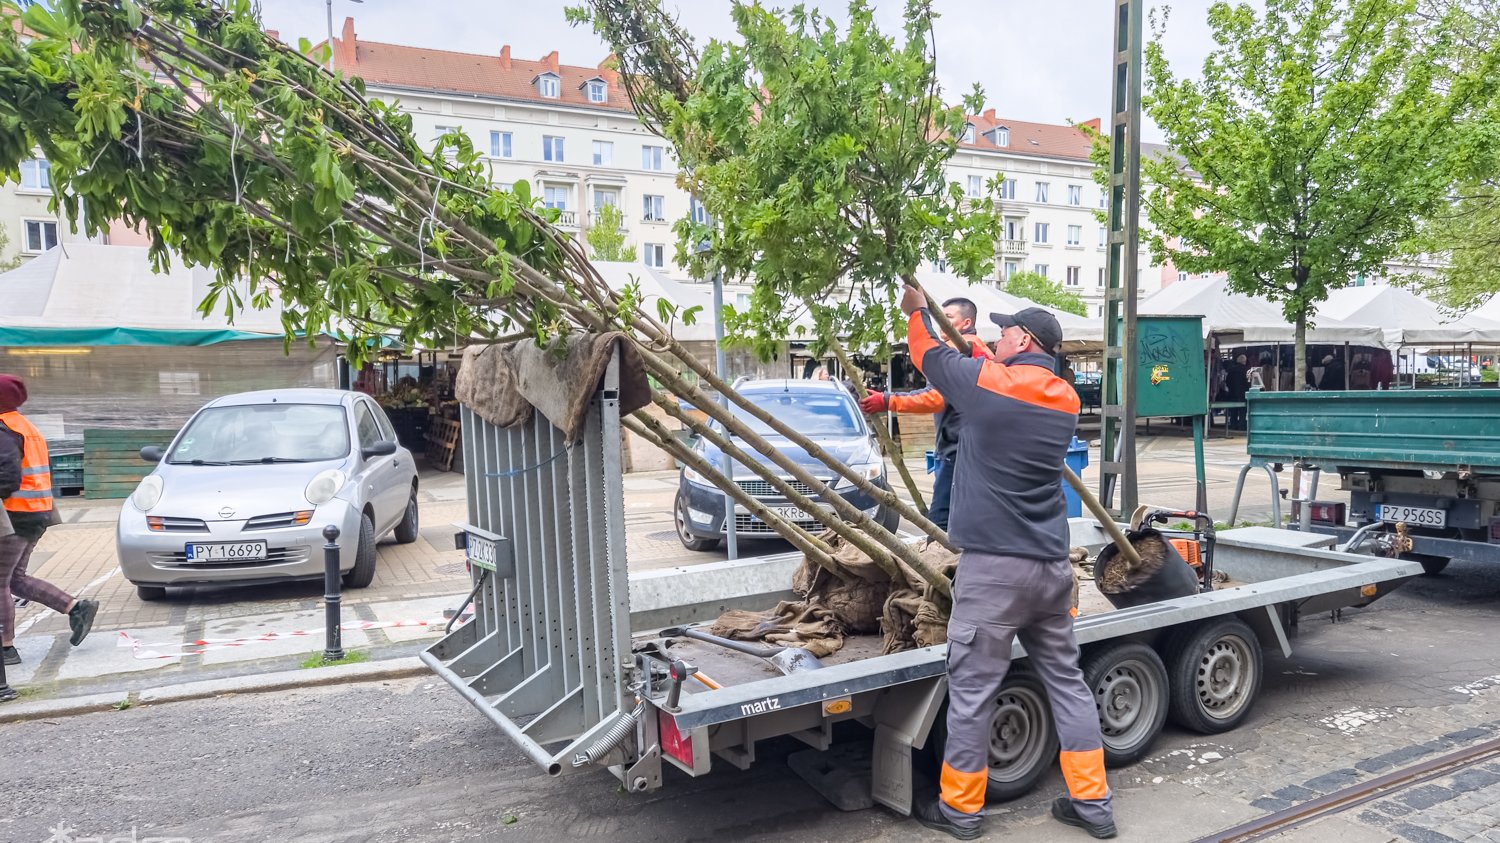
1192, 415, 1207, 514
325, 0, 334, 71
322, 525, 345, 660
712, 271, 738, 559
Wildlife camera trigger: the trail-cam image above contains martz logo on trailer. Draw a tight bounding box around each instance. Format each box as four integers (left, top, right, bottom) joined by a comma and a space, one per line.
740, 697, 782, 716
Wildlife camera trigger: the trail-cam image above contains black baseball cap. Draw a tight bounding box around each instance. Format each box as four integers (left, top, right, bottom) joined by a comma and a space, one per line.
990, 307, 1063, 354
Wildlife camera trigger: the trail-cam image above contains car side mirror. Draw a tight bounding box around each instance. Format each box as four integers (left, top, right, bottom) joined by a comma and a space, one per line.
361, 439, 399, 459
140, 446, 165, 463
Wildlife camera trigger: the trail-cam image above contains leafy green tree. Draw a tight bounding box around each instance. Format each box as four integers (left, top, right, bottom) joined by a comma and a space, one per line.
1003, 271, 1087, 317
584, 201, 636, 262
1140, 0, 1500, 388
0, 224, 21, 272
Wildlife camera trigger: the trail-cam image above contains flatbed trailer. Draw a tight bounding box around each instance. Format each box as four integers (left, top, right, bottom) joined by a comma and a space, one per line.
420, 365, 1420, 814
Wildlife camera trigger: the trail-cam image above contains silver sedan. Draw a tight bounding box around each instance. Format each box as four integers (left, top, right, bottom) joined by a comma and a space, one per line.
116, 389, 420, 601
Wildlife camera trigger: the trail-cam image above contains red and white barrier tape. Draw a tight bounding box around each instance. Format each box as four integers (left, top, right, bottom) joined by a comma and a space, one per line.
117, 608, 473, 660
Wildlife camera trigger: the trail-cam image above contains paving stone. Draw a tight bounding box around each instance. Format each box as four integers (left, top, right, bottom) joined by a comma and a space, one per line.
56, 625, 186, 680
1397, 784, 1459, 811
197, 611, 370, 665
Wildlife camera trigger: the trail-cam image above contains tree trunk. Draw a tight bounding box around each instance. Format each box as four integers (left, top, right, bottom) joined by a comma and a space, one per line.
1294, 310, 1308, 391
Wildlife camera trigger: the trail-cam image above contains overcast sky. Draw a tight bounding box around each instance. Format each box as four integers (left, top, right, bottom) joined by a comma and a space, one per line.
255, 1, 1226, 142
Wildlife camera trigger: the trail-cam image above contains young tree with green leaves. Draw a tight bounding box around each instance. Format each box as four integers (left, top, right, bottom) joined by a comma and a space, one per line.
1140, 0, 1500, 388
584, 202, 636, 262
0, 0, 952, 595
1003, 271, 1087, 317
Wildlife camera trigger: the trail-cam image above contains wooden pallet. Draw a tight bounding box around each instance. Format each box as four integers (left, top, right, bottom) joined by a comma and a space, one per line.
425, 417, 462, 472
83, 428, 176, 499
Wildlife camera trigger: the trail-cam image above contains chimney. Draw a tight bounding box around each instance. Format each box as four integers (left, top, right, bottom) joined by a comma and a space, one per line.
499, 45, 512, 70
265, 29, 280, 42
542, 50, 560, 73
982, 107, 996, 122
338, 17, 357, 67
1079, 117, 1102, 132
598, 54, 620, 87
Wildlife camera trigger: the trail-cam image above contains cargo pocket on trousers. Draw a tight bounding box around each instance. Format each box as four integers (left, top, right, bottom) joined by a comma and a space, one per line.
945, 619, 977, 669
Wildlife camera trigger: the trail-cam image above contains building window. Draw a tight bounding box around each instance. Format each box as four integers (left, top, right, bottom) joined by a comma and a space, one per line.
1066, 266, 1081, 287
995, 127, 1009, 147
489, 131, 512, 158
543, 136, 564, 163
1035, 182, 1050, 203
592, 140, 613, 167
542, 186, 570, 210
1067, 185, 1083, 206
537, 74, 560, 98
1098, 227, 1107, 248
934, 258, 949, 274
642, 194, 665, 222
644, 243, 665, 268
1099, 191, 1108, 209
593, 189, 619, 211
1066, 225, 1082, 246
1004, 218, 1023, 241
966, 175, 984, 199
587, 80, 607, 103
999, 178, 1016, 200
689, 197, 710, 225
496, 182, 514, 193
1034, 263, 1049, 278
960, 123, 975, 143
1097, 267, 1106, 287
19, 158, 50, 191
1004, 261, 1020, 279
1034, 222, 1050, 244
1178, 271, 1189, 283
22, 219, 58, 253
642, 145, 665, 171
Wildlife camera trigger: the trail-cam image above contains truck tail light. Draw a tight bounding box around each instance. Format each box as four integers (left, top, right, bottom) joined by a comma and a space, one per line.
1292, 501, 1346, 527
658, 710, 694, 768
1490, 517, 1500, 544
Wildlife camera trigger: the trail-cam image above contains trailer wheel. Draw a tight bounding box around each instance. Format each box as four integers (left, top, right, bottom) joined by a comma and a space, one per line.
985, 670, 1059, 801
1081, 642, 1169, 767
1164, 617, 1263, 734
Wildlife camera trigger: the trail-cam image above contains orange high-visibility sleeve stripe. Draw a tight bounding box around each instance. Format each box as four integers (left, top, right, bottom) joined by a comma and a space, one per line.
940, 762, 988, 815
1059, 749, 1110, 801
887, 388, 946, 414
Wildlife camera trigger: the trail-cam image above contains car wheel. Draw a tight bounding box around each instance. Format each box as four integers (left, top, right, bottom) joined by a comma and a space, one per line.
674, 496, 721, 552
135, 584, 167, 602
343, 512, 378, 588
878, 503, 901, 533
393, 489, 419, 545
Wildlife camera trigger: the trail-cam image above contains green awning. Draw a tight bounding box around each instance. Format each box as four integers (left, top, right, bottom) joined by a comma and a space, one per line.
0, 326, 285, 348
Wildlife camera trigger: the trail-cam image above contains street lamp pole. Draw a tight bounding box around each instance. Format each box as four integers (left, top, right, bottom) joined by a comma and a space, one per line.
711, 267, 738, 560
325, 0, 362, 72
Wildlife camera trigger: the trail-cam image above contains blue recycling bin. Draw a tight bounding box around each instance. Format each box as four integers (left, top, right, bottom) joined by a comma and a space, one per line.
1062, 436, 1089, 518
925, 449, 937, 475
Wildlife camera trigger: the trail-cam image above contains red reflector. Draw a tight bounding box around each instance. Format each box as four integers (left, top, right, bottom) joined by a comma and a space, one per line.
658, 711, 694, 768
1292, 501, 1346, 526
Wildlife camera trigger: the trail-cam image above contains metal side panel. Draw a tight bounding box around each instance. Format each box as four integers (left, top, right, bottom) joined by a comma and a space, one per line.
424, 352, 632, 776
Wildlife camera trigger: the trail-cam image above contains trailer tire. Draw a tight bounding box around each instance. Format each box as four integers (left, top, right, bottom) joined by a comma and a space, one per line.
1165, 617, 1262, 734
923, 669, 1058, 803
1081, 642, 1169, 767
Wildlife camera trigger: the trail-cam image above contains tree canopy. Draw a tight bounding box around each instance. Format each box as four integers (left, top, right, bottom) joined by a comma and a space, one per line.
585, 202, 636, 262
1002, 271, 1088, 317
1141, 0, 1500, 387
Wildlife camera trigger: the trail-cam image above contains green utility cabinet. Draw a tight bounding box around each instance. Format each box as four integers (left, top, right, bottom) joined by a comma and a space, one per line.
1133, 315, 1206, 418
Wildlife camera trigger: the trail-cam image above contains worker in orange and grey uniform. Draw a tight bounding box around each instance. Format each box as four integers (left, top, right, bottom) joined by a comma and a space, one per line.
898, 286, 1116, 840
1, 375, 98, 670
857, 297, 992, 530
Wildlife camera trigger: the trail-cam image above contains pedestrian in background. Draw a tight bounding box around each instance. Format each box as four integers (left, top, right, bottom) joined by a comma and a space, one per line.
1, 375, 97, 666
899, 288, 1116, 840
1224, 353, 1250, 430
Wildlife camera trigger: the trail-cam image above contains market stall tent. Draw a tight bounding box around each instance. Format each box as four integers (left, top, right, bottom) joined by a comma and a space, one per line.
1320, 285, 1500, 347
1139, 278, 1385, 346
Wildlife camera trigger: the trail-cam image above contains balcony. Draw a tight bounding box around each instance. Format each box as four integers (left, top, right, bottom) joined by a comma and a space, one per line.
588, 209, 627, 232
1000, 239, 1028, 257
554, 209, 578, 229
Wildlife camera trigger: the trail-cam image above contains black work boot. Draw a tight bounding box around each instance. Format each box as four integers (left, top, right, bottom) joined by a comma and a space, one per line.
913, 798, 982, 840
2, 645, 18, 665
1051, 797, 1117, 839
68, 599, 98, 646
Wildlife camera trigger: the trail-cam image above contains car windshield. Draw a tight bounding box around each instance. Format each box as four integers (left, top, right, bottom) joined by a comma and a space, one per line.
167, 403, 350, 465
723, 390, 863, 438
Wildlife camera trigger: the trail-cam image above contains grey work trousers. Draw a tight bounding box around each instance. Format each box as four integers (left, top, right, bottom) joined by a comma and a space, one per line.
939, 550, 1113, 830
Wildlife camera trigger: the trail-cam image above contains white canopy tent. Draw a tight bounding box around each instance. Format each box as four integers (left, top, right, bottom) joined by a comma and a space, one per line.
1139, 278, 1385, 346
1468, 294, 1500, 326
1319, 285, 1500, 348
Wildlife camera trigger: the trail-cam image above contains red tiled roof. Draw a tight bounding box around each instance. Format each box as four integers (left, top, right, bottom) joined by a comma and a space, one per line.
328, 18, 631, 113
957, 108, 1098, 162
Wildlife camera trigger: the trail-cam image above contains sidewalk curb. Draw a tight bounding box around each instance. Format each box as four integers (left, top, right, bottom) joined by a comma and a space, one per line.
0, 656, 428, 724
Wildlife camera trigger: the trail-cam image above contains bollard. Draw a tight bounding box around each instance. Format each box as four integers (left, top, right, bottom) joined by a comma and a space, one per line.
322, 525, 345, 661
0, 623, 16, 703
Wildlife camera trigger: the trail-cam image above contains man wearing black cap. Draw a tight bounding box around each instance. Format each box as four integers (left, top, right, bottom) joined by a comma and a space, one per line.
899, 287, 1115, 840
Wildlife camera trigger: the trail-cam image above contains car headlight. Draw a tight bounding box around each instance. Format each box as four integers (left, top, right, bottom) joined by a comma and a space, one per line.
836, 463, 885, 489
305, 469, 348, 505
684, 464, 711, 486
131, 475, 163, 512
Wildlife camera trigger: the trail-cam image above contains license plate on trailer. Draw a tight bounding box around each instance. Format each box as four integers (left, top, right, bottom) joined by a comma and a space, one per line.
186, 541, 268, 562
466, 533, 499, 571
1376, 505, 1446, 528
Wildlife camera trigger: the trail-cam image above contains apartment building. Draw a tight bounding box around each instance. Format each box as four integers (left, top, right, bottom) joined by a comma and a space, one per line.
320, 19, 1161, 316
0, 156, 79, 268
